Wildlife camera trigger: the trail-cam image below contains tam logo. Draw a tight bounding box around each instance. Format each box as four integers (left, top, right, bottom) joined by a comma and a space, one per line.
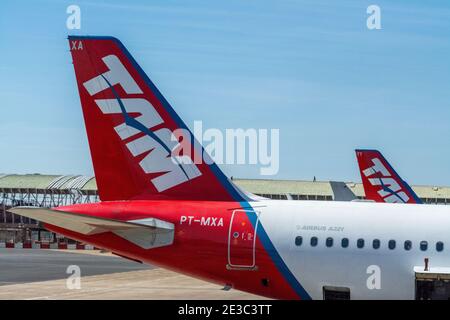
82, 54, 201, 192
363, 157, 410, 203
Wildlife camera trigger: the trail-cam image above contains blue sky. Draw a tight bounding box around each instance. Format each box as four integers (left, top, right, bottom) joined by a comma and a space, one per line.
0, 0, 449, 185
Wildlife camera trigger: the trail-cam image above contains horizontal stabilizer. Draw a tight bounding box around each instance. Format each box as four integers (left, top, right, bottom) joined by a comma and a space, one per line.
9, 207, 174, 249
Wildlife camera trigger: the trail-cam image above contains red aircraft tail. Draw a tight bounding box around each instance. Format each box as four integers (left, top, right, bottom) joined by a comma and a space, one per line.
69, 36, 248, 202
355, 149, 422, 204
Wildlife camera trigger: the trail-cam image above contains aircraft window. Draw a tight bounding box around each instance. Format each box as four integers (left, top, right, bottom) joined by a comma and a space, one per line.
372, 239, 380, 249
295, 236, 303, 246
404, 240, 412, 251
357, 239, 364, 249
388, 240, 396, 250
436, 242, 444, 252
310, 237, 318, 247
341, 238, 349, 248
420, 241, 428, 251
326, 237, 333, 248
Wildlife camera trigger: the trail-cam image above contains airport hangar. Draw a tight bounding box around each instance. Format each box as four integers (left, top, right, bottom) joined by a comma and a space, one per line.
1, 174, 450, 243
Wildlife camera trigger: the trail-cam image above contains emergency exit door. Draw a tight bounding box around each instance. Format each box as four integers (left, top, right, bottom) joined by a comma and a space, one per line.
227, 210, 259, 269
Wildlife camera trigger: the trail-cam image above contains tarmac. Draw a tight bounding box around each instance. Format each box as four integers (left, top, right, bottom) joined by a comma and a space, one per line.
0, 249, 263, 300
0, 248, 150, 285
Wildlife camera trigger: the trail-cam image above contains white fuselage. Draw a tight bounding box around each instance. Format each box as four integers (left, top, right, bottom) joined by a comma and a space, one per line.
257, 200, 450, 299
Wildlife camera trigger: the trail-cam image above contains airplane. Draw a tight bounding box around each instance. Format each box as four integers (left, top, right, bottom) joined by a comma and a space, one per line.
355, 149, 422, 204
11, 36, 450, 300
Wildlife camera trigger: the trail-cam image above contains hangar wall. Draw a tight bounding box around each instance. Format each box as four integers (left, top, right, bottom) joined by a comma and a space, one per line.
1, 174, 449, 243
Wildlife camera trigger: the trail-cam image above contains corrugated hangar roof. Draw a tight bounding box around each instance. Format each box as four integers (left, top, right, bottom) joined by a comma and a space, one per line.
0, 174, 449, 199
234, 179, 333, 196
0, 174, 57, 189
0, 174, 96, 191
234, 179, 450, 199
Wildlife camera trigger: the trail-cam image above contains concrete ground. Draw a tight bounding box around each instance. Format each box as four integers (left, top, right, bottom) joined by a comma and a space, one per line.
0, 249, 263, 300
0, 248, 150, 285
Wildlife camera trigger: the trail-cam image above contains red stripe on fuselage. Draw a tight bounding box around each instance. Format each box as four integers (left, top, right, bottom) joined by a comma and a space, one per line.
50, 201, 300, 299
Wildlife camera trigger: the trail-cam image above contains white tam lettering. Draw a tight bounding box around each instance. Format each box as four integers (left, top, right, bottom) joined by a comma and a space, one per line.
364, 157, 410, 203
363, 158, 390, 177
83, 54, 202, 192
95, 98, 163, 139
83, 55, 142, 96
126, 128, 201, 191
368, 177, 401, 196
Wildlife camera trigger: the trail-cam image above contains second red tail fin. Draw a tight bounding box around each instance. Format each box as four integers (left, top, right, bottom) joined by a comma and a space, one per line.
355, 149, 422, 204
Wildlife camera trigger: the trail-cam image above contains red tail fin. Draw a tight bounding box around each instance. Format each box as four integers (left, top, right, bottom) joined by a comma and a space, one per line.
355, 149, 422, 204
68, 36, 247, 202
